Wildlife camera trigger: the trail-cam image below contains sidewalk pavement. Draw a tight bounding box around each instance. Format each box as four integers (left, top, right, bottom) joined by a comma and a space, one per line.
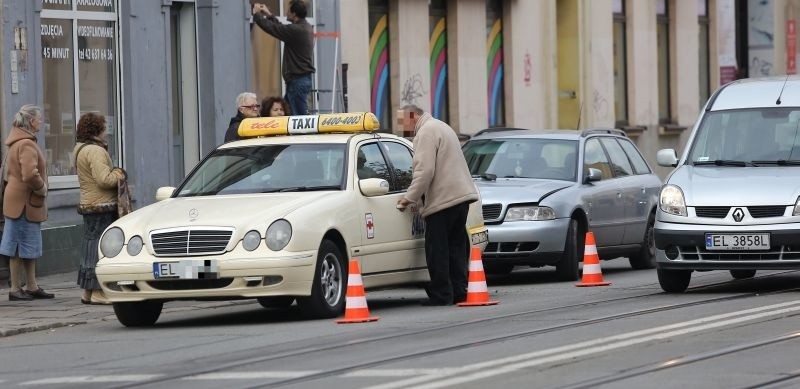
0, 271, 254, 337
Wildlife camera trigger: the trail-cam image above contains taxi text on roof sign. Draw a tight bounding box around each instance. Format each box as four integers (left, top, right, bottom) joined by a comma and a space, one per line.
238, 112, 380, 138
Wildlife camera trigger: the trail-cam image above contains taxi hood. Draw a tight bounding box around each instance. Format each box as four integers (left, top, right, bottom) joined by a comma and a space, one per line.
474, 179, 571, 204
671, 166, 800, 206
112, 192, 333, 234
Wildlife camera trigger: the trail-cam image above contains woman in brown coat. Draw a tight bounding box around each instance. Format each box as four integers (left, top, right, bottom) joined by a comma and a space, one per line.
74, 113, 125, 304
2, 104, 52, 301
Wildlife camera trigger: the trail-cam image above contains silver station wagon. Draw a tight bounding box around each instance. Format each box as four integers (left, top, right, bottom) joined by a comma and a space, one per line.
462, 129, 662, 281
655, 77, 800, 293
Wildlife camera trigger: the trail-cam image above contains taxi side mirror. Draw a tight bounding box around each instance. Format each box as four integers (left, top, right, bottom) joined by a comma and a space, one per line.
155, 186, 176, 202
359, 178, 390, 197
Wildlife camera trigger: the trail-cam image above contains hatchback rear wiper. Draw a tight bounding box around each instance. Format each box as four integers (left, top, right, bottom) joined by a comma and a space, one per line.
751, 160, 800, 166
693, 159, 754, 167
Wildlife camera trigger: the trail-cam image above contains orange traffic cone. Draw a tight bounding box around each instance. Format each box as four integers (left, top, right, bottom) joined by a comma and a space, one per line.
575, 231, 611, 287
457, 247, 499, 306
336, 259, 379, 323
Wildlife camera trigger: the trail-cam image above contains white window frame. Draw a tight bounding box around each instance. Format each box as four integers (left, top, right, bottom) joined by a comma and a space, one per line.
40, 2, 122, 189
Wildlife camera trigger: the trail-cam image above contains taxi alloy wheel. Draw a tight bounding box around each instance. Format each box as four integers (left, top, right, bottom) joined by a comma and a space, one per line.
112, 301, 163, 327
297, 239, 347, 319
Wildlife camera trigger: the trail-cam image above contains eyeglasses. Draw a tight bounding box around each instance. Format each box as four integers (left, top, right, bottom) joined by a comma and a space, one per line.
240, 104, 261, 110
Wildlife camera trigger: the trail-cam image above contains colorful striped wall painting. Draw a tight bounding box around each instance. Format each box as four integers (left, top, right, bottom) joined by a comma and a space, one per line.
487, 19, 504, 127
369, 14, 390, 127
429, 17, 448, 121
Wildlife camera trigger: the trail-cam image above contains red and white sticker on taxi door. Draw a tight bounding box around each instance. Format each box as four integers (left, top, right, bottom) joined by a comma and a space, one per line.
365, 213, 375, 239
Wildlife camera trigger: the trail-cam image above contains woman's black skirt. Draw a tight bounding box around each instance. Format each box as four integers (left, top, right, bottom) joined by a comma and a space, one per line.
77, 211, 117, 290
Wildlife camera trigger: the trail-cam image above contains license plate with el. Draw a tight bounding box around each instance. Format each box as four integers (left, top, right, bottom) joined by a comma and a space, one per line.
153, 260, 218, 279
705, 233, 770, 251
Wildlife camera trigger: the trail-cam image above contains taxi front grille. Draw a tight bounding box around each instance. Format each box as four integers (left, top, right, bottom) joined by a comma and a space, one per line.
151, 228, 233, 256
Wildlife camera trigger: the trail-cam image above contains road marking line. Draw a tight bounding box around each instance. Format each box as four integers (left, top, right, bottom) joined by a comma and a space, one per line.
184, 371, 321, 380
343, 369, 460, 377
22, 375, 160, 385
366, 300, 800, 389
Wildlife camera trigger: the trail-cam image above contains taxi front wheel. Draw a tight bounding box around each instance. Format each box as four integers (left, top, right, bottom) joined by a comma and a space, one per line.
113, 301, 163, 327
297, 239, 347, 319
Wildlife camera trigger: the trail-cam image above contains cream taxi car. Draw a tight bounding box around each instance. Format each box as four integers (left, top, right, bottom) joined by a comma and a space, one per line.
96, 112, 488, 326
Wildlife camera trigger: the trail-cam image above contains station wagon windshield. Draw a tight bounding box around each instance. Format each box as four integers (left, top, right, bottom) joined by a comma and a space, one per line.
177, 144, 346, 196
463, 138, 578, 181
688, 108, 800, 165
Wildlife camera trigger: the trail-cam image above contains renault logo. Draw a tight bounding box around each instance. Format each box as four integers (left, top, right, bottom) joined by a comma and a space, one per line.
732, 207, 745, 222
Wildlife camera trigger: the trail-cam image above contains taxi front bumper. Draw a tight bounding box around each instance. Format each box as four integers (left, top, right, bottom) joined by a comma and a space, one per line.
96, 251, 317, 302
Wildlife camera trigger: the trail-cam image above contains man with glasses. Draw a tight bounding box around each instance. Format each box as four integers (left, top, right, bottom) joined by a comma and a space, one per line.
225, 92, 260, 142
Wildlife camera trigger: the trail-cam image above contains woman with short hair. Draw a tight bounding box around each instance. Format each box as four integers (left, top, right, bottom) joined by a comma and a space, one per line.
260, 96, 291, 117
2, 104, 52, 301
74, 112, 126, 304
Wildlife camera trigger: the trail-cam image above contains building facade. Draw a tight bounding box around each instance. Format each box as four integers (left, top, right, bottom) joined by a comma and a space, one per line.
0, 0, 797, 278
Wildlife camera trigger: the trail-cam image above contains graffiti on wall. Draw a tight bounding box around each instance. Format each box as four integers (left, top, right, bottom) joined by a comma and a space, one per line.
400, 73, 426, 106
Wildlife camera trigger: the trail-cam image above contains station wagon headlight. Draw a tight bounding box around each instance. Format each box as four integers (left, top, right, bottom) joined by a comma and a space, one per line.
126, 235, 143, 256
265, 219, 292, 251
505, 206, 555, 221
100, 227, 125, 258
660, 185, 687, 216
242, 230, 262, 251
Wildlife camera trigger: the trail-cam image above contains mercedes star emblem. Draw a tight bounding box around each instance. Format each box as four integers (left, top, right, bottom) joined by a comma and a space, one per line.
189, 208, 199, 221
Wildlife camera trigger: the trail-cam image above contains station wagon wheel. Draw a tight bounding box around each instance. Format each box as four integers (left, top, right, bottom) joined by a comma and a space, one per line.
112, 301, 163, 327
730, 269, 757, 279
556, 219, 582, 281
657, 268, 692, 293
297, 239, 347, 319
628, 213, 656, 270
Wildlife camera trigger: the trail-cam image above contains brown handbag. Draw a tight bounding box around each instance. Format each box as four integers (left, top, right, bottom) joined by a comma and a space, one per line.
117, 177, 133, 218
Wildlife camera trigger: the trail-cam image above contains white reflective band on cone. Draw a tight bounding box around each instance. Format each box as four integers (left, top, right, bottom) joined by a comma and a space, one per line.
348, 274, 363, 286
469, 261, 484, 271
584, 245, 598, 255
346, 296, 369, 308
467, 282, 488, 293
583, 263, 602, 274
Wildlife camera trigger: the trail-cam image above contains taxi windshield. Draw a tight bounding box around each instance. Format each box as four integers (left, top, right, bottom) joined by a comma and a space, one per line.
463, 138, 578, 181
176, 144, 346, 197
688, 108, 800, 165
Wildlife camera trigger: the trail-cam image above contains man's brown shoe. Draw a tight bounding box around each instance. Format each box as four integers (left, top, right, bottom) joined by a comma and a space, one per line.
25, 288, 54, 299
9, 290, 33, 301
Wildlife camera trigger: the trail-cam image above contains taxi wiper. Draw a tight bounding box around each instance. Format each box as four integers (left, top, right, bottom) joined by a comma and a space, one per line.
277, 185, 341, 192
693, 159, 753, 167
751, 160, 800, 166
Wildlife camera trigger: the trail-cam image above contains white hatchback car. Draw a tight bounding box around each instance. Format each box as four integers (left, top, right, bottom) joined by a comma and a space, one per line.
96, 112, 488, 326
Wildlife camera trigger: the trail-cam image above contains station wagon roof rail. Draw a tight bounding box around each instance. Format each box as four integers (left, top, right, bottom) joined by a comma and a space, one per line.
473, 127, 530, 137
580, 128, 627, 137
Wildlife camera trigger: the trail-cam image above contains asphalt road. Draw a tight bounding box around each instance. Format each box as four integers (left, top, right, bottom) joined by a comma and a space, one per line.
3, 257, 800, 389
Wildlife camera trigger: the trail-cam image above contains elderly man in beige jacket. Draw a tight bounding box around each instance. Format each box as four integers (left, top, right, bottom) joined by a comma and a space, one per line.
397, 104, 478, 306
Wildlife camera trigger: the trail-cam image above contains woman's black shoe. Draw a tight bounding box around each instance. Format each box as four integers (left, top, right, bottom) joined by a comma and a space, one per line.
25, 288, 54, 299
9, 290, 33, 301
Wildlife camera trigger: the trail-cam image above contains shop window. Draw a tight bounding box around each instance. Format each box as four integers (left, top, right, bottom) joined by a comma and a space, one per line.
613, 0, 629, 126
656, 0, 672, 124
368, 0, 391, 129
41, 1, 119, 185
429, 0, 449, 122
698, 0, 711, 106
486, 0, 505, 127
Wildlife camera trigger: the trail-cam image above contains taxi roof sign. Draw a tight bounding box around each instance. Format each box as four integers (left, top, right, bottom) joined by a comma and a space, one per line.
238, 112, 380, 138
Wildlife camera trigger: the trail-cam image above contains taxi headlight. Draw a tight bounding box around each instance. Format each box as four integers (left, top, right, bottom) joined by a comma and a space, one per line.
505, 206, 555, 221
242, 230, 262, 251
100, 227, 125, 258
265, 220, 292, 251
126, 235, 143, 256
660, 184, 687, 216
